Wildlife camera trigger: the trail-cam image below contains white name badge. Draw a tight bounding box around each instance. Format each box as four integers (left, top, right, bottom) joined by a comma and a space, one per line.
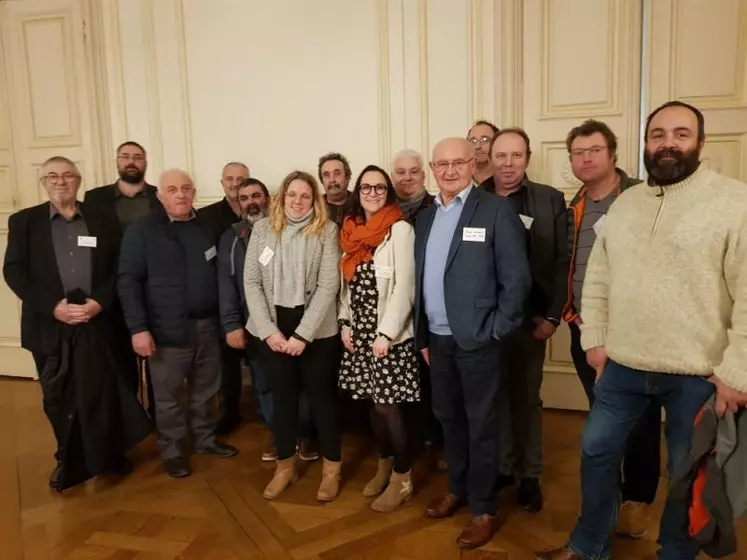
374, 265, 393, 279
593, 215, 606, 236
205, 246, 217, 261
519, 214, 534, 230
462, 227, 486, 242
77, 235, 97, 248
259, 246, 275, 267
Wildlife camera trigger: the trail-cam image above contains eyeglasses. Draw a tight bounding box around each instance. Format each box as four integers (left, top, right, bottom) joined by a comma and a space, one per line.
43, 173, 80, 184
570, 146, 607, 158
117, 154, 145, 162
360, 183, 387, 195
431, 158, 475, 173
468, 136, 493, 145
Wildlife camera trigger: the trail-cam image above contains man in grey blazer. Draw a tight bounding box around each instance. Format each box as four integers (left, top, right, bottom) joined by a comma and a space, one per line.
414, 137, 531, 549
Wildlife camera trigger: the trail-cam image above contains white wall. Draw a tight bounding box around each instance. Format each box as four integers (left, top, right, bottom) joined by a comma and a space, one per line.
2, 0, 747, 405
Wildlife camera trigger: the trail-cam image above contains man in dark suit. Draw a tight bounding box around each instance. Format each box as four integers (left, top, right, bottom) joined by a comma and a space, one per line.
3, 156, 150, 491
83, 141, 161, 411
196, 161, 250, 435
480, 128, 569, 512
415, 137, 531, 549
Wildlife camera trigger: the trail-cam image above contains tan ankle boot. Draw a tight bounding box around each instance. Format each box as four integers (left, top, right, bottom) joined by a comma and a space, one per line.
370, 470, 413, 512
263, 456, 297, 500
316, 458, 342, 502
362, 457, 393, 497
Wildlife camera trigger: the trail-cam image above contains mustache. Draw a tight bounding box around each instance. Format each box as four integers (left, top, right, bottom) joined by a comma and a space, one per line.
653, 147, 684, 162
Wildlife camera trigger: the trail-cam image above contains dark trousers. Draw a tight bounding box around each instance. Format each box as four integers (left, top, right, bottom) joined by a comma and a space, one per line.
258, 306, 341, 461
429, 333, 502, 516
32, 351, 63, 460
569, 322, 661, 504
219, 342, 244, 419
149, 317, 221, 459
498, 324, 546, 478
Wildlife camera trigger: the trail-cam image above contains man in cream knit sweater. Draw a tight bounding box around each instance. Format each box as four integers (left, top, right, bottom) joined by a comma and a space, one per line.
535, 102, 747, 560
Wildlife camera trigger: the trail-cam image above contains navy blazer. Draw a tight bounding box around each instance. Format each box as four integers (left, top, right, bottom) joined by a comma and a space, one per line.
413, 187, 531, 351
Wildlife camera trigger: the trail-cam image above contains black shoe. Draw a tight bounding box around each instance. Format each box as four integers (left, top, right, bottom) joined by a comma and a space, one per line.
495, 473, 515, 493
164, 456, 191, 478
48, 461, 63, 491
215, 414, 241, 436
518, 477, 543, 512
195, 442, 238, 458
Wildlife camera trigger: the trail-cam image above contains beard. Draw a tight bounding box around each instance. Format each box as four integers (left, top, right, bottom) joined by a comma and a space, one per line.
644, 146, 700, 186
119, 165, 145, 184
242, 204, 266, 224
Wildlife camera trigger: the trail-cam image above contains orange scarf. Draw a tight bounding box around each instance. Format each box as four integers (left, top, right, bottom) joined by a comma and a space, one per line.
340, 204, 404, 282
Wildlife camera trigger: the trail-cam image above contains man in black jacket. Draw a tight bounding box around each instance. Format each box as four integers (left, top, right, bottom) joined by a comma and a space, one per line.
196, 161, 250, 434
84, 141, 160, 235
84, 141, 160, 408
118, 168, 238, 478
3, 156, 150, 491
481, 128, 569, 512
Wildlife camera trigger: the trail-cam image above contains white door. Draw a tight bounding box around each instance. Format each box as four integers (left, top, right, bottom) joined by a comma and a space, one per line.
647, 0, 747, 181
0, 0, 104, 377
520, 0, 644, 410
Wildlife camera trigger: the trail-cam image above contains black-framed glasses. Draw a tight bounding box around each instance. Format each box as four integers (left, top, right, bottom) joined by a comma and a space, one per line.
360, 183, 387, 195
468, 136, 493, 145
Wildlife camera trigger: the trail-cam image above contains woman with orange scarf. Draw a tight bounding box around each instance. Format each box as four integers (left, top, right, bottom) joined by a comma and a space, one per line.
338, 164, 420, 512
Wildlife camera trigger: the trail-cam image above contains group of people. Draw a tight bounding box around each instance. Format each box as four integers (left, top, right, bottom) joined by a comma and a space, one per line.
3, 99, 746, 558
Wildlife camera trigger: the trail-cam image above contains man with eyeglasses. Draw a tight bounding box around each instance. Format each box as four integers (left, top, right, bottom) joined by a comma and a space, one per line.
414, 137, 530, 549
3, 156, 151, 491
467, 120, 499, 185
561, 119, 663, 542
85, 141, 160, 413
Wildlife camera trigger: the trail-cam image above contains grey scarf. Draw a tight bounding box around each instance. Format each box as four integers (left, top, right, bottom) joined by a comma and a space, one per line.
272, 210, 313, 307
397, 190, 426, 221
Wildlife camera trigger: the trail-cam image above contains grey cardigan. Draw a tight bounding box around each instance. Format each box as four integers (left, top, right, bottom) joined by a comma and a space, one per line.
243, 217, 340, 342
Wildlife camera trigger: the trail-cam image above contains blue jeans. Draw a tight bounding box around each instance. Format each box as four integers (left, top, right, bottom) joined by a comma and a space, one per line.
247, 353, 312, 437
568, 361, 714, 560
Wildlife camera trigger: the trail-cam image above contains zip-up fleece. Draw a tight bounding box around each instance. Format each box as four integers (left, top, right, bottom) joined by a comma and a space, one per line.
561, 168, 641, 323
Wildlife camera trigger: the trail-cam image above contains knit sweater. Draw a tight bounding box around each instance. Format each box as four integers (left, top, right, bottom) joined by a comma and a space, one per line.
580, 165, 747, 391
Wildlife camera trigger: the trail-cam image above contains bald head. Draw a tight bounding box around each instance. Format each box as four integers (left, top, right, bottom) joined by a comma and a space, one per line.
430, 137, 476, 201
157, 168, 196, 220
221, 162, 250, 202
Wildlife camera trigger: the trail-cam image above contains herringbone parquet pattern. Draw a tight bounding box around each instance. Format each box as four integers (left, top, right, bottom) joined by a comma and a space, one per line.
1, 378, 744, 559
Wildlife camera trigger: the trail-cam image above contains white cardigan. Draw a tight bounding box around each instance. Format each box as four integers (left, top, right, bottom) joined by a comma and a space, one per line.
338, 220, 415, 345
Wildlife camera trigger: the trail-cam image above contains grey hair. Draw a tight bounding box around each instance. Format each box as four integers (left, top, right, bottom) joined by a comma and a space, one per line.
222, 161, 250, 174
158, 168, 194, 190
391, 149, 423, 168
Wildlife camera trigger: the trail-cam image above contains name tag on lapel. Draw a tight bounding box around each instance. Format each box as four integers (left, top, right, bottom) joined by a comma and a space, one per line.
259, 246, 274, 267
374, 265, 393, 279
519, 214, 534, 230
462, 227, 486, 242
77, 235, 97, 248
205, 246, 217, 261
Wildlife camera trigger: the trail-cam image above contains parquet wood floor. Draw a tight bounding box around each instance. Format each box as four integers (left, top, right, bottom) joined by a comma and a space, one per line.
1, 377, 744, 559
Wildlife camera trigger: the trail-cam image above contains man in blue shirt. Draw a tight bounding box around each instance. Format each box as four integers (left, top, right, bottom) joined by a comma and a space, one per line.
413, 137, 531, 549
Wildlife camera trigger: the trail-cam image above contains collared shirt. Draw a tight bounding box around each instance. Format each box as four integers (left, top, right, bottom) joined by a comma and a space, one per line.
50, 203, 92, 296
423, 184, 473, 335
114, 184, 152, 231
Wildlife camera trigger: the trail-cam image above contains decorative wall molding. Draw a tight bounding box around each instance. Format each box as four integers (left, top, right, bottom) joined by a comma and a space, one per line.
140, 0, 164, 176
20, 11, 82, 147
670, 0, 747, 109
495, 0, 522, 127
376, 0, 392, 168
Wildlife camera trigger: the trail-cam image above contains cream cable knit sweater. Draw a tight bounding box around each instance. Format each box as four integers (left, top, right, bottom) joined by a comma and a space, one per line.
580, 164, 747, 391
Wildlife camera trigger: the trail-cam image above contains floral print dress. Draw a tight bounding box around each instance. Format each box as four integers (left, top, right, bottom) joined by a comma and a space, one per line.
339, 261, 420, 404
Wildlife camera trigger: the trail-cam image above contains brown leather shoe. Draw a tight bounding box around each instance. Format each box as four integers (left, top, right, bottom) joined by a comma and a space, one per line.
533, 547, 586, 559
425, 493, 465, 519
456, 514, 501, 549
